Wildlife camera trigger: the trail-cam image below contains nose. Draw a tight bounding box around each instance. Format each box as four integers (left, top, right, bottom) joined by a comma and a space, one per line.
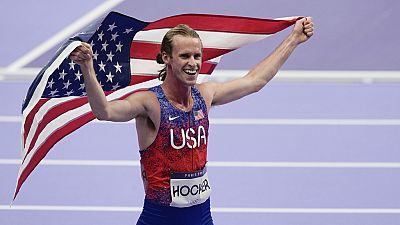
187, 56, 196, 66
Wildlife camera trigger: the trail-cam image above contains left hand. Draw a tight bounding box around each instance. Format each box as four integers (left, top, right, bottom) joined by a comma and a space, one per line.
292, 17, 314, 44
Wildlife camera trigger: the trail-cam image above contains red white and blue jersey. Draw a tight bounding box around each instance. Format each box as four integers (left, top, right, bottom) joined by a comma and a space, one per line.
140, 85, 209, 206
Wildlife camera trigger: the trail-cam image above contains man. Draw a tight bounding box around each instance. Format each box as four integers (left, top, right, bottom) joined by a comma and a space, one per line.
70, 17, 314, 225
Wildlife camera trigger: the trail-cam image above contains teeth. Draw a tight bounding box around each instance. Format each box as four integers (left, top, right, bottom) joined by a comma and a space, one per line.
184, 69, 197, 75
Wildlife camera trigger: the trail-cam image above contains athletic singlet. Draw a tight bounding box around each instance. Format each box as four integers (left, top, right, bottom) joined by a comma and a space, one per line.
139, 85, 210, 206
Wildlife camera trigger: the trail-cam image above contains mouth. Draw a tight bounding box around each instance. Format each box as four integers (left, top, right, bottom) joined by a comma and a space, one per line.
183, 69, 198, 76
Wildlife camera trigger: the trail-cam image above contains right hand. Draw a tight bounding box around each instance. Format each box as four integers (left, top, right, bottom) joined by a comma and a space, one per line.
69, 42, 93, 67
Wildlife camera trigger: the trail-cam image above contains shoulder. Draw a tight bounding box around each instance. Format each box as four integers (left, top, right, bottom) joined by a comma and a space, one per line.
196, 83, 218, 112
196, 82, 219, 98
125, 88, 157, 101
125, 88, 159, 113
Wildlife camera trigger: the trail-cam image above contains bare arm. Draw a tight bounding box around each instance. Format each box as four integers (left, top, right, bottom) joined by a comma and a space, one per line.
69, 43, 148, 122
202, 17, 314, 106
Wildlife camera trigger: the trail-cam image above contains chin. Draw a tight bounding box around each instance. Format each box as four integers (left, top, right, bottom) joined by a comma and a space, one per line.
184, 75, 198, 85
184, 80, 197, 87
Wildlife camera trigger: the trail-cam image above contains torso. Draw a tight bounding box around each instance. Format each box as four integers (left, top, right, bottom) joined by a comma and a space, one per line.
138, 85, 210, 205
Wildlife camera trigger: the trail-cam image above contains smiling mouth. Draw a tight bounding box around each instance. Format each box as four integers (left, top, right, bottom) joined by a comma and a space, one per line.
183, 69, 198, 76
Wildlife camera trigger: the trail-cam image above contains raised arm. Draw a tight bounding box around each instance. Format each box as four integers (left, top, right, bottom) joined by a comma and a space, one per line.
201, 17, 314, 106
69, 43, 149, 122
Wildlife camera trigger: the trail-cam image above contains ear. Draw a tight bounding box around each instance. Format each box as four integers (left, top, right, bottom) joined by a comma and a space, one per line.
162, 52, 171, 64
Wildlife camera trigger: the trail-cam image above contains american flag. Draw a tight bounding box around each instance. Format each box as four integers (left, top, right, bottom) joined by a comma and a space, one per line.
194, 109, 205, 121
15, 11, 297, 200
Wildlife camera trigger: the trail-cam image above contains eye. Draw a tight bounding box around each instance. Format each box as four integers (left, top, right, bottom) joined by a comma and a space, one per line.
179, 53, 190, 59
194, 53, 202, 60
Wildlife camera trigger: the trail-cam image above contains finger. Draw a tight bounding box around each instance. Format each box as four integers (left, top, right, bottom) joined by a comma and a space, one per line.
305, 31, 314, 37
70, 51, 83, 59
81, 42, 91, 48
76, 54, 87, 61
305, 17, 313, 23
303, 27, 314, 33
303, 22, 314, 29
69, 52, 79, 60
297, 17, 307, 25
77, 45, 91, 55
302, 17, 309, 26
70, 51, 90, 62
81, 43, 93, 53
302, 17, 313, 25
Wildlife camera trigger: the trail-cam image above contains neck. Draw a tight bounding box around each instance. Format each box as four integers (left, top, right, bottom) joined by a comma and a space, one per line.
161, 79, 193, 111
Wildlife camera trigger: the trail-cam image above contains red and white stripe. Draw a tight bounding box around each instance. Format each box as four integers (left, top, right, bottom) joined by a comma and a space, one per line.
15, 14, 297, 200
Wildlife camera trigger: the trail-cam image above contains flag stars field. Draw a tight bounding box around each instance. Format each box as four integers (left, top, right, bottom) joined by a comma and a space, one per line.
59, 70, 67, 80
106, 51, 114, 62
49, 89, 58, 97
101, 41, 109, 51
93, 50, 99, 60
97, 31, 104, 41
74, 71, 82, 81
62, 80, 72, 90
68, 60, 76, 70
108, 22, 117, 31
111, 32, 119, 41
116, 42, 123, 52
124, 27, 134, 34
106, 71, 114, 83
112, 82, 121, 91
47, 79, 55, 89
114, 62, 122, 73
66, 90, 74, 96
98, 61, 106, 72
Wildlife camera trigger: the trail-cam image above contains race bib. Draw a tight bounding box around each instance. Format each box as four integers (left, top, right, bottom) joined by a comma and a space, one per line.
170, 167, 212, 208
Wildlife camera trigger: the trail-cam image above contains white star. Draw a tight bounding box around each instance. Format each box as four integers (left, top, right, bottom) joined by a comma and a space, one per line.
106, 71, 114, 83
114, 62, 122, 73
63, 80, 72, 89
81, 92, 87, 96
98, 31, 104, 41
111, 32, 119, 41
99, 81, 104, 88
93, 50, 99, 60
47, 79, 55, 89
66, 90, 75, 96
90, 40, 95, 48
112, 82, 120, 91
107, 22, 117, 32
59, 70, 68, 80
79, 83, 86, 90
124, 28, 133, 34
49, 89, 59, 97
98, 61, 106, 72
106, 51, 114, 62
69, 60, 76, 70
115, 42, 123, 52
75, 70, 83, 81
101, 41, 109, 51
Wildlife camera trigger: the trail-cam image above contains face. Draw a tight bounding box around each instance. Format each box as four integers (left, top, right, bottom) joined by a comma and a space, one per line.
163, 35, 202, 86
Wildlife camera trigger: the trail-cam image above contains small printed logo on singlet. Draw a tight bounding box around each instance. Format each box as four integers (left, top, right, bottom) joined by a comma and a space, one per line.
168, 115, 180, 121
194, 109, 204, 121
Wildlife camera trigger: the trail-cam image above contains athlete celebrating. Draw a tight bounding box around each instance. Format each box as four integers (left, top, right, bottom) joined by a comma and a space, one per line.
69, 17, 314, 225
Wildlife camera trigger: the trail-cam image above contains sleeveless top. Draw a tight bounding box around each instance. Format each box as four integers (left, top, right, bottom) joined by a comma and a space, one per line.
140, 85, 209, 206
